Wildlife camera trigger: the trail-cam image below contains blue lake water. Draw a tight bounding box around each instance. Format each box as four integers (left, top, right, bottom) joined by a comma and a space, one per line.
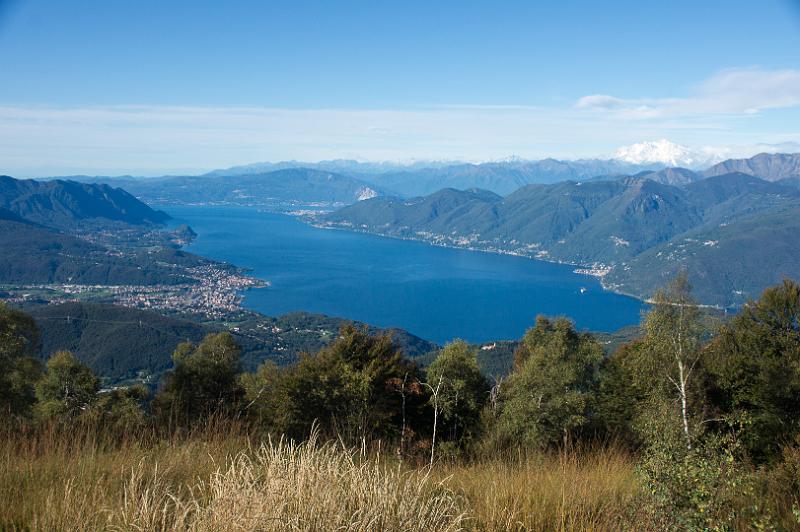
166, 205, 645, 344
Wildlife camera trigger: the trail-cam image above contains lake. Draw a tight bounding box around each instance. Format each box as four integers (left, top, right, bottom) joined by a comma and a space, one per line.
166, 205, 645, 344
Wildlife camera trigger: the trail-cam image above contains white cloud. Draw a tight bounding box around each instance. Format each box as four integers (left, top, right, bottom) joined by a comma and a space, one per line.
1, 67, 799, 176
576, 67, 800, 119
0, 104, 653, 175
575, 94, 626, 110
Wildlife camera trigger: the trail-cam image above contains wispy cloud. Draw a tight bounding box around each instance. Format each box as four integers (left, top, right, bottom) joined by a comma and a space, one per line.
1, 67, 799, 176
576, 67, 800, 118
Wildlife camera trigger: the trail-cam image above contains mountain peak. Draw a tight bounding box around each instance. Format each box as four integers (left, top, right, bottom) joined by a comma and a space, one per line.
613, 139, 722, 169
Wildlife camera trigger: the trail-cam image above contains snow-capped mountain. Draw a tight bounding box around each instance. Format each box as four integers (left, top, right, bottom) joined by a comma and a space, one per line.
613, 139, 726, 169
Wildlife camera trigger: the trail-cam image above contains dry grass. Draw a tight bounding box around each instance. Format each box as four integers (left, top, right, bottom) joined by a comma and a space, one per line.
1, 423, 645, 531
441, 446, 640, 531
0, 427, 467, 531
4, 426, 796, 530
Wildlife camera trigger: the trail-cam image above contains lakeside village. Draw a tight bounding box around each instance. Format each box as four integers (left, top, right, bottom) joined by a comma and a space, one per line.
311, 219, 614, 279
1, 264, 267, 320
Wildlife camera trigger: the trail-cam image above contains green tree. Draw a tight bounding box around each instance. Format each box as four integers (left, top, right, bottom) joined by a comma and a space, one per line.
239, 361, 286, 432
425, 340, 489, 446
0, 303, 42, 419
705, 279, 800, 461
594, 339, 651, 446
88, 385, 149, 432
495, 316, 604, 449
281, 325, 421, 442
34, 350, 100, 420
642, 273, 706, 449
153, 332, 244, 426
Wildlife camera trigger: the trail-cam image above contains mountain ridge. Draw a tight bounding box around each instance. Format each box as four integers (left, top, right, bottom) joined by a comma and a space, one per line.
0, 175, 170, 227
321, 170, 800, 306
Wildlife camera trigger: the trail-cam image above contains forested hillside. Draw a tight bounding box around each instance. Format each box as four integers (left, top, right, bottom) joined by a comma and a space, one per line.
27, 303, 438, 385
0, 175, 169, 227
0, 175, 207, 285
323, 169, 800, 306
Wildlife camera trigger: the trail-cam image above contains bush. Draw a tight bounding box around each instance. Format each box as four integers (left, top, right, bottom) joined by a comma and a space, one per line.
637, 414, 776, 530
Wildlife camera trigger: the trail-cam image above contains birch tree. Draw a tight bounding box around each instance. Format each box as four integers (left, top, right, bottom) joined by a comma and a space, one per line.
420, 375, 443, 468
643, 273, 704, 449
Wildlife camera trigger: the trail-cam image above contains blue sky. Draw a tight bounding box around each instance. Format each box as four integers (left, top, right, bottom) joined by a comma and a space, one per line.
1, 0, 799, 175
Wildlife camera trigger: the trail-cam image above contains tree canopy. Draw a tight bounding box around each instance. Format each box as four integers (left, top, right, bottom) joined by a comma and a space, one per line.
494, 316, 604, 449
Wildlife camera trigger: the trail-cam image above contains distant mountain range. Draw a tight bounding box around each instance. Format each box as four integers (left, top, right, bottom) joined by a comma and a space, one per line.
96, 158, 662, 200
701, 153, 800, 182
320, 156, 800, 307
358, 159, 665, 196
203, 159, 458, 177
38, 143, 800, 203
103, 168, 382, 207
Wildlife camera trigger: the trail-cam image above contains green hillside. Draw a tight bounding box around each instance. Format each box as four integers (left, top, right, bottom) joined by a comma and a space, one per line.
0, 218, 195, 285
0, 175, 169, 227
323, 173, 800, 307
26, 303, 439, 385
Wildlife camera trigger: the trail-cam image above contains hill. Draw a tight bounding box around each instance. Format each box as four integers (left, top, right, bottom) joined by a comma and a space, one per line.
0, 175, 169, 227
0, 217, 194, 285
107, 168, 383, 207
27, 303, 438, 385
30, 303, 209, 382
325, 178, 705, 263
0, 175, 224, 287
604, 203, 800, 305
322, 173, 800, 306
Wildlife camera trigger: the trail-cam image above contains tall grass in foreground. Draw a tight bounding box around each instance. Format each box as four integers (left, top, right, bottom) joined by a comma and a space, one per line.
441, 446, 640, 531
1, 426, 467, 531
0, 423, 639, 531
0, 424, 643, 531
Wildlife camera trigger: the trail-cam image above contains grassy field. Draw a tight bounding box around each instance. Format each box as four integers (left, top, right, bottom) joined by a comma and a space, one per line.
0, 425, 643, 531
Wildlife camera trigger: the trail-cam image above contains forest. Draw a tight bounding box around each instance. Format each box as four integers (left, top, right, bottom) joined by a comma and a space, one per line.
1, 276, 799, 530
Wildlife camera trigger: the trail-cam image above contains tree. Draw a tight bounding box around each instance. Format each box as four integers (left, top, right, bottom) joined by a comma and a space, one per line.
595, 339, 650, 446
0, 303, 42, 419
89, 385, 149, 432
425, 340, 489, 446
495, 316, 603, 449
240, 361, 286, 431
280, 325, 422, 442
153, 332, 244, 426
705, 279, 800, 461
643, 273, 705, 449
34, 350, 100, 420
420, 375, 443, 467
387, 371, 425, 456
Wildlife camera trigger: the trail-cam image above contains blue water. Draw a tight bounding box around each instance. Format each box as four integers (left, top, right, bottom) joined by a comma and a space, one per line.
166, 205, 644, 344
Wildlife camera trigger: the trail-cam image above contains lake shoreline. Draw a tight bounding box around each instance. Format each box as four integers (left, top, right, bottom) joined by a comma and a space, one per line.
164, 205, 647, 343
301, 218, 649, 303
